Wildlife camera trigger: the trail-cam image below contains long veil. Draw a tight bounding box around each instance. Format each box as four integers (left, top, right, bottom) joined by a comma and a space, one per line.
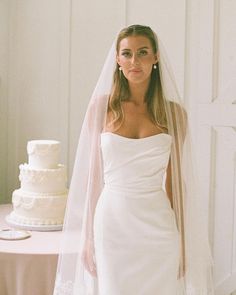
53, 27, 214, 295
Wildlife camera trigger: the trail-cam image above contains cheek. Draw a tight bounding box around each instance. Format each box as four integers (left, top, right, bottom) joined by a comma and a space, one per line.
144, 55, 155, 65
143, 57, 155, 72
118, 57, 130, 68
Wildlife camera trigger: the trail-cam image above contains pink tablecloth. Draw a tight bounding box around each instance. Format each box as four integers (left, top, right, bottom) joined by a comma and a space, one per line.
0, 204, 61, 295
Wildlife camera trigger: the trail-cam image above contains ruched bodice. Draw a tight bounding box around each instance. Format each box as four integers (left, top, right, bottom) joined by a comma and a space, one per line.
101, 132, 172, 194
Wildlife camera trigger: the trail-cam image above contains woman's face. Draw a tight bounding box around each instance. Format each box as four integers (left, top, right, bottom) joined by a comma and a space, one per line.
116, 35, 158, 85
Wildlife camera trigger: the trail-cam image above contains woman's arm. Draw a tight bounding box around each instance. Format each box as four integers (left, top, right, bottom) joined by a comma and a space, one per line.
165, 158, 173, 209
81, 98, 107, 278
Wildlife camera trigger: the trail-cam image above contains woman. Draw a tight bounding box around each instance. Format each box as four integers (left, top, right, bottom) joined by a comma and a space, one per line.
54, 25, 214, 295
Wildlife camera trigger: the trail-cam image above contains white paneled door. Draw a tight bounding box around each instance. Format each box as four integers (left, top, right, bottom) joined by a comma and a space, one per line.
190, 0, 236, 294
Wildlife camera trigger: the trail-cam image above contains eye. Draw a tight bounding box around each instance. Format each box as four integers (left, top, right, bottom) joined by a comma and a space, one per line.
121, 51, 132, 58
138, 50, 148, 56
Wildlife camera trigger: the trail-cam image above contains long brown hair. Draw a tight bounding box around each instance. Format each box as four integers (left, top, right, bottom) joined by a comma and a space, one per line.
108, 24, 168, 131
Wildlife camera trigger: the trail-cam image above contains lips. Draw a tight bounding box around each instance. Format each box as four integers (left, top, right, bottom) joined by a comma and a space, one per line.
129, 68, 142, 73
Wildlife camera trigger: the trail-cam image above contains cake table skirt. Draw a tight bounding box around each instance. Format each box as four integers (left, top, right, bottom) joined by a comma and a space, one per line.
0, 253, 58, 295
0, 204, 61, 295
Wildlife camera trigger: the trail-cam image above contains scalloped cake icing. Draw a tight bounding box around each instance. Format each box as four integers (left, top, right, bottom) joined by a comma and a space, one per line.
10, 140, 68, 226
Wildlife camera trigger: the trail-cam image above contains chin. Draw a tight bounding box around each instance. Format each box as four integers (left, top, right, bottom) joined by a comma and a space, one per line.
127, 76, 150, 85
126, 72, 151, 84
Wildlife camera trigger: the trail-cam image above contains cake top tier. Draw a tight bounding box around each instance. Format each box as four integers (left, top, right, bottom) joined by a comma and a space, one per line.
27, 140, 60, 169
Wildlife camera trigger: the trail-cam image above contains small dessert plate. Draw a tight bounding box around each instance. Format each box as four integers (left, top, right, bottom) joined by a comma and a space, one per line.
0, 229, 31, 240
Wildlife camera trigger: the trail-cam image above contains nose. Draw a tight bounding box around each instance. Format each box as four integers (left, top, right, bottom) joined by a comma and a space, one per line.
131, 53, 139, 65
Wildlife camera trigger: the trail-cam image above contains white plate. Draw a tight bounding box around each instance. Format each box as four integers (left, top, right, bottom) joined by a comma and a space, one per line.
0, 229, 31, 240
6, 215, 63, 232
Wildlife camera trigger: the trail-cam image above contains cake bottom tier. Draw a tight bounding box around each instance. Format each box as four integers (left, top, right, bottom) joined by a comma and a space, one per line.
10, 189, 68, 226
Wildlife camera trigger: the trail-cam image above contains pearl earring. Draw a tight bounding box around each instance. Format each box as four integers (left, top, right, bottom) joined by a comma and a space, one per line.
153, 64, 157, 69
119, 67, 122, 71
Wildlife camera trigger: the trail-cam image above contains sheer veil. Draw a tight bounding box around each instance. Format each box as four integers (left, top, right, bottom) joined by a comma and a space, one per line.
53, 26, 214, 295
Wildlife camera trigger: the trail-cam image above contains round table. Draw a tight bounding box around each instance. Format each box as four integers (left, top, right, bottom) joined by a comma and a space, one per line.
0, 204, 62, 295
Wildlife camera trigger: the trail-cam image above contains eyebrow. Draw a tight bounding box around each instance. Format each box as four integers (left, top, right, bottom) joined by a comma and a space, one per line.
121, 46, 150, 51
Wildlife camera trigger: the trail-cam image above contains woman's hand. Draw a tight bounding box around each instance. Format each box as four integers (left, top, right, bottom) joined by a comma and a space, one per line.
81, 239, 97, 277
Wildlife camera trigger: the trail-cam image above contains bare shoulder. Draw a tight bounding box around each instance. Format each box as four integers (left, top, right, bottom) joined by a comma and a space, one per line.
105, 110, 114, 124
104, 107, 117, 132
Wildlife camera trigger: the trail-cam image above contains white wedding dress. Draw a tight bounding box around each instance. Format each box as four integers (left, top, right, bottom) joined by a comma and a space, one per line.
93, 132, 181, 295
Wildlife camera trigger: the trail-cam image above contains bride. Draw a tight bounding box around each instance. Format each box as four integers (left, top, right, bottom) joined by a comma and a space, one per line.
53, 25, 214, 295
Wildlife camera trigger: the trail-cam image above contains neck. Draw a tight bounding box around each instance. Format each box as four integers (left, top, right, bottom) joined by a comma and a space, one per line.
128, 79, 150, 105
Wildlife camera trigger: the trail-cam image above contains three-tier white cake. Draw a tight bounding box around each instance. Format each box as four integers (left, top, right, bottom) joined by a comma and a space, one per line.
7, 140, 68, 230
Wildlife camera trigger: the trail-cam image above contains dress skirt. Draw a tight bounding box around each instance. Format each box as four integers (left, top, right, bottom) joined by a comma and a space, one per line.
93, 186, 181, 295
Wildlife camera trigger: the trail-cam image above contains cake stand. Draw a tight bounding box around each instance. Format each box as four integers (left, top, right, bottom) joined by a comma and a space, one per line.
6, 214, 63, 232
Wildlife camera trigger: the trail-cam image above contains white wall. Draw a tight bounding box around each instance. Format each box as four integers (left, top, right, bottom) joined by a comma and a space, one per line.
69, 0, 127, 178
0, 0, 9, 204
1, 0, 71, 203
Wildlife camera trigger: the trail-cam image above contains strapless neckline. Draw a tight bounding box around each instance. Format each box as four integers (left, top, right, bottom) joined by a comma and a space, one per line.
101, 132, 172, 141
